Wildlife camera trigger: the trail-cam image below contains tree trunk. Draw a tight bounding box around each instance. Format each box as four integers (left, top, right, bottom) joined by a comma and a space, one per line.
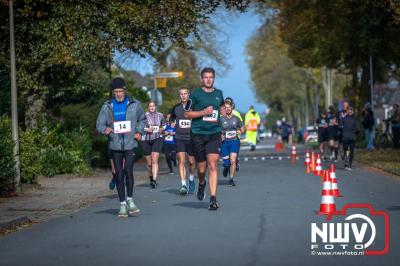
25, 93, 46, 129
305, 79, 312, 126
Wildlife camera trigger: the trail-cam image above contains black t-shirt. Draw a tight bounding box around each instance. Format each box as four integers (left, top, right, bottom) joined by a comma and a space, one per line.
316, 117, 328, 135
170, 103, 191, 141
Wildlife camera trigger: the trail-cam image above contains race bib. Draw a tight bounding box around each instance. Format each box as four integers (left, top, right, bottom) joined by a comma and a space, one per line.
203, 110, 218, 122
165, 135, 174, 141
225, 130, 237, 139
152, 126, 160, 133
113, 121, 131, 134
179, 119, 191, 128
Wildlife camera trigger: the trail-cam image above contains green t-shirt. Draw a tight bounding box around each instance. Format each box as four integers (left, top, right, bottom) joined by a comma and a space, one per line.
189, 87, 224, 135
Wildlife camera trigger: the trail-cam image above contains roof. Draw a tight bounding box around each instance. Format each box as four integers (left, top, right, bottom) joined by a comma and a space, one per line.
126, 70, 152, 89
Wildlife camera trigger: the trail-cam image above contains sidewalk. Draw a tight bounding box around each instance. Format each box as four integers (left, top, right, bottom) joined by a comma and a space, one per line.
0, 160, 168, 235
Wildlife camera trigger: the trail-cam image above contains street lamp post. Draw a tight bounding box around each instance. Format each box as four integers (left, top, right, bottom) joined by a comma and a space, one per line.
9, 0, 21, 189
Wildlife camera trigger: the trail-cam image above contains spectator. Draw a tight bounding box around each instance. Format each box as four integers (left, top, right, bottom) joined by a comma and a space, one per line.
390, 103, 400, 149
362, 102, 375, 150
278, 117, 292, 144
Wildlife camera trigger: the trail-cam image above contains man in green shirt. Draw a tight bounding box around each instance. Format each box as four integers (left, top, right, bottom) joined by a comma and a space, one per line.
184, 67, 224, 210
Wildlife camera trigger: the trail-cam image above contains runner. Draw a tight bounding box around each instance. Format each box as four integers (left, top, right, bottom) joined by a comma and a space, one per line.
245, 106, 260, 151
338, 101, 349, 160
327, 105, 339, 162
316, 111, 329, 160
96, 77, 146, 217
184, 67, 224, 210
278, 118, 292, 145
220, 99, 244, 186
163, 113, 177, 175
170, 88, 196, 195
108, 153, 117, 190
142, 101, 166, 189
340, 107, 359, 170
224, 97, 243, 171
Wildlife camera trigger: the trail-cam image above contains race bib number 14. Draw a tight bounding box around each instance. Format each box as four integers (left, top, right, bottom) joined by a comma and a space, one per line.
203, 110, 218, 122
114, 121, 131, 134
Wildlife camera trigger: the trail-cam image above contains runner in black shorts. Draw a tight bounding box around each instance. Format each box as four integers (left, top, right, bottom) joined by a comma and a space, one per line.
316, 111, 329, 160
142, 101, 166, 189
327, 105, 339, 162
184, 67, 224, 210
170, 87, 196, 195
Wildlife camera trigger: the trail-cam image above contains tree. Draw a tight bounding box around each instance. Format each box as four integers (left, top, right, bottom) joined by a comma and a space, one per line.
278, 0, 400, 110
0, 0, 250, 127
246, 18, 309, 128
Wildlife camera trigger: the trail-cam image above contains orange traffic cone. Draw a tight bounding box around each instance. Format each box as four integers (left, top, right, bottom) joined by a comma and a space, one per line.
330, 164, 342, 197
304, 149, 310, 166
314, 154, 322, 176
275, 136, 283, 152
318, 170, 336, 215
310, 152, 316, 172
292, 145, 297, 156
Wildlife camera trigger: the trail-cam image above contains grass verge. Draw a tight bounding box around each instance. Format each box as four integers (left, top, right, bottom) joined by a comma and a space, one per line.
356, 149, 400, 176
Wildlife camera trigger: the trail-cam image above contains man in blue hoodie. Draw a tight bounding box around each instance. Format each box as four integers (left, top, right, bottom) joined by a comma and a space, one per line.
96, 77, 146, 218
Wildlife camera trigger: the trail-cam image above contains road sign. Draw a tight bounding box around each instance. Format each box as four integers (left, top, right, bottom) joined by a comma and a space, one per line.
156, 78, 167, 88
157, 72, 183, 78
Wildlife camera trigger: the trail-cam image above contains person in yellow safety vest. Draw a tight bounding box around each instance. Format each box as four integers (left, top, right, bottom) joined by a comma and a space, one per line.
245, 106, 261, 151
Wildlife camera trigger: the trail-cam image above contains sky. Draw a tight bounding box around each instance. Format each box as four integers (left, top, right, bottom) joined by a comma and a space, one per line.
118, 10, 267, 114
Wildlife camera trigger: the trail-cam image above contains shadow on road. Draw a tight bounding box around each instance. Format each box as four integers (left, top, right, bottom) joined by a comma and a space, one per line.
386, 206, 400, 211
173, 202, 209, 209
94, 209, 118, 215
160, 188, 180, 195
102, 194, 118, 199
218, 179, 230, 186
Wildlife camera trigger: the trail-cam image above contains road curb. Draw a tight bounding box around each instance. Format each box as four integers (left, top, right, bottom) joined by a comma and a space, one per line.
0, 216, 32, 232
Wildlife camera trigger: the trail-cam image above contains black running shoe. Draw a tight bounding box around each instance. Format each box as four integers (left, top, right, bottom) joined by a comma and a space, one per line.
229, 179, 236, 187
223, 166, 229, 177
208, 199, 219, 211
197, 180, 206, 201
150, 180, 157, 189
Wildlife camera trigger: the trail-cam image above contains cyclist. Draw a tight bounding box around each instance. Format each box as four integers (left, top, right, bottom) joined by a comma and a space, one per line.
96, 77, 146, 217
220, 99, 244, 186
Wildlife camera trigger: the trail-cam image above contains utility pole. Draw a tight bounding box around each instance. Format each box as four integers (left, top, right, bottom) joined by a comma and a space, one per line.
369, 54, 374, 110
9, 0, 21, 189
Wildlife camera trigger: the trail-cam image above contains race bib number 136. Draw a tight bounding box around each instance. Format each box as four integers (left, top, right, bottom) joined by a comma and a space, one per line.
179, 120, 191, 128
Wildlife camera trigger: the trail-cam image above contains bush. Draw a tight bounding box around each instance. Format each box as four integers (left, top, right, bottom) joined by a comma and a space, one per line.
40, 124, 92, 177
19, 128, 42, 183
0, 116, 15, 192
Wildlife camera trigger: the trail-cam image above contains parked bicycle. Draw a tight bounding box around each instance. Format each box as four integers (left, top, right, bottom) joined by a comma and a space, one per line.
375, 119, 393, 149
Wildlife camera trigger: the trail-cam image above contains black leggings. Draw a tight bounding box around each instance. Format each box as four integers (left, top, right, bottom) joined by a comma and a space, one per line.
164, 143, 177, 172
392, 127, 400, 149
343, 140, 355, 167
111, 149, 135, 202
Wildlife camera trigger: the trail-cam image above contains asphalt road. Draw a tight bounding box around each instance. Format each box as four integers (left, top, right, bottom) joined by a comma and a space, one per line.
0, 141, 399, 265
